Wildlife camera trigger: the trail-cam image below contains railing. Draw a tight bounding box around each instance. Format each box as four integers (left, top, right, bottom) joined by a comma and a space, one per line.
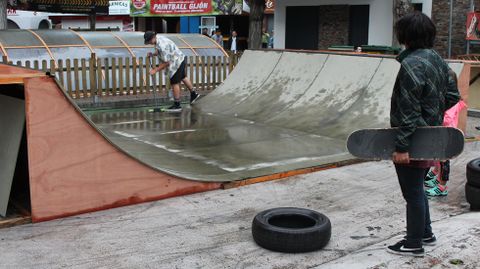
1, 53, 242, 100
458, 54, 480, 61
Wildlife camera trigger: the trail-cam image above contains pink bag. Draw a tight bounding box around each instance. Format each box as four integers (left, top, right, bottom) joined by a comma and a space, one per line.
443, 100, 467, 128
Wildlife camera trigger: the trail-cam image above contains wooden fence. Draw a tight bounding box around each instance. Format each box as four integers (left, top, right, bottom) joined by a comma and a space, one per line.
1, 53, 242, 99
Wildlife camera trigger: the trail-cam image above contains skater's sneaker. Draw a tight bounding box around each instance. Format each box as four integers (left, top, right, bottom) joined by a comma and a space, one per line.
425, 169, 437, 181
426, 185, 448, 197
387, 240, 424, 257
424, 176, 440, 188
190, 91, 200, 104
422, 235, 437, 246
164, 103, 182, 112
403, 234, 437, 246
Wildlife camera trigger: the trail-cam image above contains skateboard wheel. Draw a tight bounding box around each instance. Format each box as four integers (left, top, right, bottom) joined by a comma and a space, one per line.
466, 158, 480, 188
465, 183, 480, 210
252, 207, 331, 253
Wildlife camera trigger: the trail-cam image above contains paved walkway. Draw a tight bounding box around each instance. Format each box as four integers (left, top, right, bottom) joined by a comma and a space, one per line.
0, 139, 479, 268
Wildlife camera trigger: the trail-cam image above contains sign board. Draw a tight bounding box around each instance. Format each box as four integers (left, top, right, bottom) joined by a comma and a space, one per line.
8, 0, 109, 14
109, 0, 131, 15
131, 0, 243, 16
265, 0, 274, 14
242, 0, 274, 14
467, 12, 480, 40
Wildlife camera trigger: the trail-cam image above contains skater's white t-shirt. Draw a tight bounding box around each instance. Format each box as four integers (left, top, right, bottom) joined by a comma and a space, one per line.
155, 35, 185, 78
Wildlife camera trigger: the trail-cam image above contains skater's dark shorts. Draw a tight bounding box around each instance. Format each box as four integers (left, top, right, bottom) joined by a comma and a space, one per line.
170, 58, 187, 85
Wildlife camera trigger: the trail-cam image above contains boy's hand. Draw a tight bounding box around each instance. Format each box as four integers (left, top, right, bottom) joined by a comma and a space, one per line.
393, 152, 410, 164
149, 68, 157, 75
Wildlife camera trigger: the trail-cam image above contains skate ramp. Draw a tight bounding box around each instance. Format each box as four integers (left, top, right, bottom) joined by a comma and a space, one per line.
0, 51, 469, 222
89, 51, 402, 182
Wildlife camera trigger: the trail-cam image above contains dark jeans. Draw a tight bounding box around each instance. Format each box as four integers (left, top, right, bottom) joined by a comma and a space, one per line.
395, 164, 433, 247
440, 160, 450, 182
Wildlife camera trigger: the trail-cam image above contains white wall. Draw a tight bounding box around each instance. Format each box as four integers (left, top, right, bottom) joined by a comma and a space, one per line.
61, 19, 89, 29
274, 0, 393, 49
7, 10, 52, 29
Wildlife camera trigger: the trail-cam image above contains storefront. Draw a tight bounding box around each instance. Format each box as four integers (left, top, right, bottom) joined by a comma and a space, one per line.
130, 0, 270, 50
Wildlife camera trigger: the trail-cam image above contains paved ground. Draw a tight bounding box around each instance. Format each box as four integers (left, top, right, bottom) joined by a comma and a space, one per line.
0, 123, 479, 269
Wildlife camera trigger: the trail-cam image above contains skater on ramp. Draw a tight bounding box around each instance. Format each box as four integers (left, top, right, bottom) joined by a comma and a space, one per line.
144, 31, 200, 111
387, 12, 460, 257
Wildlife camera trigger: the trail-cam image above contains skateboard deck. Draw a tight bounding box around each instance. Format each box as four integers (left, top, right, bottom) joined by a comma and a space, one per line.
347, 127, 464, 161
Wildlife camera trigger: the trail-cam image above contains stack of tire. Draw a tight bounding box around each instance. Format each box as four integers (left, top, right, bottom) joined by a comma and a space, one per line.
466, 158, 480, 210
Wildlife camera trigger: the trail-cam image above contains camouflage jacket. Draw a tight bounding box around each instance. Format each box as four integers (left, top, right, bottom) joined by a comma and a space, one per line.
390, 49, 461, 152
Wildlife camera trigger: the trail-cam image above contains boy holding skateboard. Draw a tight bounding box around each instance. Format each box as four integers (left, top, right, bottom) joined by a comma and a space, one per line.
144, 31, 200, 112
388, 12, 460, 256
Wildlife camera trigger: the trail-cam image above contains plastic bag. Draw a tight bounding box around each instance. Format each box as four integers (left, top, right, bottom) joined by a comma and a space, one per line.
443, 100, 467, 128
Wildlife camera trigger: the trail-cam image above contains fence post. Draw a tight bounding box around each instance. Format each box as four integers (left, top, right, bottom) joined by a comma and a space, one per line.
57, 59, 64, 86
119, 57, 125, 94
111, 58, 117, 95
96, 58, 103, 96
222, 56, 227, 81
73, 59, 80, 99
195, 56, 200, 90
66, 59, 73, 97
104, 58, 110, 96
138, 57, 145, 94
81, 58, 88, 97
206, 56, 211, 91
145, 56, 151, 93
132, 57, 138, 94
125, 57, 131, 95
89, 54, 97, 98
2, 56, 7, 64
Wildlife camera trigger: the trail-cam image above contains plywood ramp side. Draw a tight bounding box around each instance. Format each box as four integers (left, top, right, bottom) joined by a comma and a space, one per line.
24, 76, 221, 222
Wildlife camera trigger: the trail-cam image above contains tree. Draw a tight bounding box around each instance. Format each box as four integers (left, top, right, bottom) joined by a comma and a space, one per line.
248, 0, 265, 49
393, 0, 412, 46
0, 0, 7, 30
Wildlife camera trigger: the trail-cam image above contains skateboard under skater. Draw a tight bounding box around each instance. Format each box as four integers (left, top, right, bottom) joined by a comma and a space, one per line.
347, 127, 464, 161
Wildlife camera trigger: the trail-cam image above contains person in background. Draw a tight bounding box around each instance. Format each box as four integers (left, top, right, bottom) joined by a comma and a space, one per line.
424, 70, 461, 197
261, 29, 270, 49
144, 31, 200, 112
268, 30, 274, 49
201, 28, 210, 37
213, 30, 224, 48
228, 30, 239, 54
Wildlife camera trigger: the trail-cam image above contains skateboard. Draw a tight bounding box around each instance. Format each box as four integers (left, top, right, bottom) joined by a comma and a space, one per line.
347, 127, 464, 161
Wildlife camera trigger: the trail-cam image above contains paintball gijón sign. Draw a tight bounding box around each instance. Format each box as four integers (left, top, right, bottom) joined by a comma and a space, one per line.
466, 12, 480, 40
131, 0, 212, 16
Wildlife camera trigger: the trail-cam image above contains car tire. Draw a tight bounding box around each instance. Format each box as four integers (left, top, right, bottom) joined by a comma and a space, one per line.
465, 183, 480, 210
467, 158, 480, 188
252, 207, 331, 253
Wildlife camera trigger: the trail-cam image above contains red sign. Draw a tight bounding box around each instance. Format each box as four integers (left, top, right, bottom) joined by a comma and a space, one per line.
467, 12, 480, 40
7, 8, 17, 15
150, 0, 211, 15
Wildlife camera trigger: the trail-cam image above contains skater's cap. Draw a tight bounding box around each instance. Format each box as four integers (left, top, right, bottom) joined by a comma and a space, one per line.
144, 31, 156, 45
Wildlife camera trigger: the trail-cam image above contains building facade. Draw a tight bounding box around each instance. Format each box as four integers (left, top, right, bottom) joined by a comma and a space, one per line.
274, 0, 477, 58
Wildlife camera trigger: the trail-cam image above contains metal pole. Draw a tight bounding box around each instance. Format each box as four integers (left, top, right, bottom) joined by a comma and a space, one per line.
149, 56, 161, 112
448, 0, 453, 58
467, 0, 474, 54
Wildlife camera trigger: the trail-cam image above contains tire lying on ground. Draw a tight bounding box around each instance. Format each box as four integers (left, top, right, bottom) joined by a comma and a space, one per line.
466, 158, 480, 188
252, 207, 331, 253
465, 183, 480, 210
